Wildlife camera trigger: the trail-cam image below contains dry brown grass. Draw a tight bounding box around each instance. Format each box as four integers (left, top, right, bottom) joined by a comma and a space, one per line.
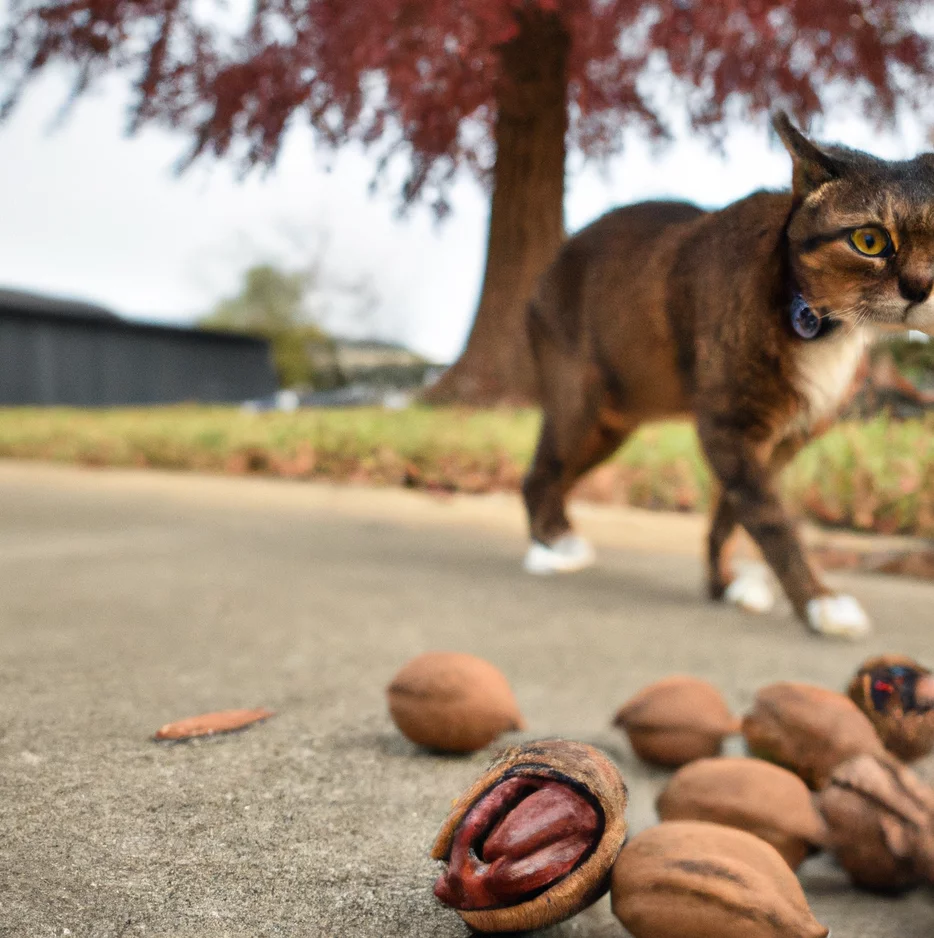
0, 406, 931, 536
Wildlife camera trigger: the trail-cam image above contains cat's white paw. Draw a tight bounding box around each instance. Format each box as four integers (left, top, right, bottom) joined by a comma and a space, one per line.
523, 534, 595, 575
806, 595, 872, 640
723, 563, 776, 614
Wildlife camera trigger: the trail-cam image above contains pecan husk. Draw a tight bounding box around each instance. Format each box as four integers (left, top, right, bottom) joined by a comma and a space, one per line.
816, 753, 934, 892
430, 739, 628, 933
847, 655, 934, 762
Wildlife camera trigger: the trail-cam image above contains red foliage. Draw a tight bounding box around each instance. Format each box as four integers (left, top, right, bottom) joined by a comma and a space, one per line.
1, 0, 931, 212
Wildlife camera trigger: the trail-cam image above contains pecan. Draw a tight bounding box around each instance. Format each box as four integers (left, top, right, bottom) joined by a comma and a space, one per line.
433, 777, 598, 909
387, 651, 524, 753
848, 655, 934, 762
431, 739, 628, 933
656, 757, 829, 869
614, 675, 740, 767
611, 821, 829, 938
742, 681, 885, 789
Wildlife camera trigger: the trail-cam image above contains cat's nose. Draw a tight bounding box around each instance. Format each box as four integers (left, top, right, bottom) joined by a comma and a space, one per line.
898, 275, 933, 304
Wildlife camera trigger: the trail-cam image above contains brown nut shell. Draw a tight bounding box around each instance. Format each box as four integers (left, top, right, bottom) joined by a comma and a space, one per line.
656, 757, 829, 869
611, 821, 829, 938
816, 753, 934, 892
431, 739, 628, 933
614, 675, 739, 767
387, 652, 525, 753
847, 655, 934, 762
742, 682, 885, 789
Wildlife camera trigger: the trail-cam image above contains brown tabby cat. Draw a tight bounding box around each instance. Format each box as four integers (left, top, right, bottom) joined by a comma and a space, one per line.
522, 113, 934, 638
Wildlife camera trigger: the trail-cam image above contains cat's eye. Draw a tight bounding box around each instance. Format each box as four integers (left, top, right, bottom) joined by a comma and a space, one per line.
849, 227, 892, 257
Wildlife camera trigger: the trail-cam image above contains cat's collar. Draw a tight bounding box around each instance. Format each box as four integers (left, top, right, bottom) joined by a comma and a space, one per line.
790, 293, 840, 340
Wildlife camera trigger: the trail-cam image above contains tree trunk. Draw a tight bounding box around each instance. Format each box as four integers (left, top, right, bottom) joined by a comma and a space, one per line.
424, 9, 569, 405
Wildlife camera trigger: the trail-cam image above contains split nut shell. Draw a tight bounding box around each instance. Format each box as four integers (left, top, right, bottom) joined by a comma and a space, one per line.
611, 821, 829, 938
431, 739, 628, 933
656, 757, 829, 869
387, 652, 524, 753
847, 655, 934, 762
816, 753, 934, 892
614, 675, 739, 767
742, 681, 885, 789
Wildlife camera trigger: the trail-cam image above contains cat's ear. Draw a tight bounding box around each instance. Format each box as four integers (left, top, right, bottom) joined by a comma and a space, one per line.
772, 111, 841, 197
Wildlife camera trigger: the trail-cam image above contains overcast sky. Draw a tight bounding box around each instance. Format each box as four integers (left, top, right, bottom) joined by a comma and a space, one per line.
0, 68, 929, 363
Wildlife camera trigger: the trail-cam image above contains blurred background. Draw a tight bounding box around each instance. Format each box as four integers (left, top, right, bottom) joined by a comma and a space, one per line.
1, 0, 934, 541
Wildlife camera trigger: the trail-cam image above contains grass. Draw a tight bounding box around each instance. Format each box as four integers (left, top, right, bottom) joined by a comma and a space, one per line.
0, 406, 931, 537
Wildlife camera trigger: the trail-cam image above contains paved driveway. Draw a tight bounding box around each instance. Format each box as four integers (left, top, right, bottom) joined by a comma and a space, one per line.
0, 462, 932, 937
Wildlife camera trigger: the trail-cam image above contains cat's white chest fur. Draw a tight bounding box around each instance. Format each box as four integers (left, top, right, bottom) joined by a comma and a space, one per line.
792, 327, 870, 429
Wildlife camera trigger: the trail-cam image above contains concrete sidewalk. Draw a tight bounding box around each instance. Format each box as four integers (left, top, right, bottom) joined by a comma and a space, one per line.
0, 462, 932, 937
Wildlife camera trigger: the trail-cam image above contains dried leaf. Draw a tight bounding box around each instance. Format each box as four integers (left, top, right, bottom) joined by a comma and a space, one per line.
154, 707, 275, 741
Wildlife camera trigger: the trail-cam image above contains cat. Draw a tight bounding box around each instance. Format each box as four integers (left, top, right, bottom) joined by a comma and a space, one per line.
521, 112, 934, 639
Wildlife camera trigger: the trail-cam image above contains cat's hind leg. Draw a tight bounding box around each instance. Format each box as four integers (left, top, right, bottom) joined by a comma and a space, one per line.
522, 415, 629, 574
522, 420, 593, 574
522, 420, 631, 574
522, 334, 632, 573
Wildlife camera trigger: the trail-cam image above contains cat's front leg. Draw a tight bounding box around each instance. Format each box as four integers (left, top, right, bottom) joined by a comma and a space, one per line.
698, 420, 871, 639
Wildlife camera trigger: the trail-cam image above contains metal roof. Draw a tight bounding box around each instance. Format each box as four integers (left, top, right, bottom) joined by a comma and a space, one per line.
0, 288, 120, 322
0, 288, 265, 347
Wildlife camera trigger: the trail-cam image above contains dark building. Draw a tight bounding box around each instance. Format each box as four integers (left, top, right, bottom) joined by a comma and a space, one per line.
0, 289, 277, 406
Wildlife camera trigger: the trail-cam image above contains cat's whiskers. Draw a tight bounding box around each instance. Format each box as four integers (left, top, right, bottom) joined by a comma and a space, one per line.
847, 308, 872, 335
825, 303, 868, 337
